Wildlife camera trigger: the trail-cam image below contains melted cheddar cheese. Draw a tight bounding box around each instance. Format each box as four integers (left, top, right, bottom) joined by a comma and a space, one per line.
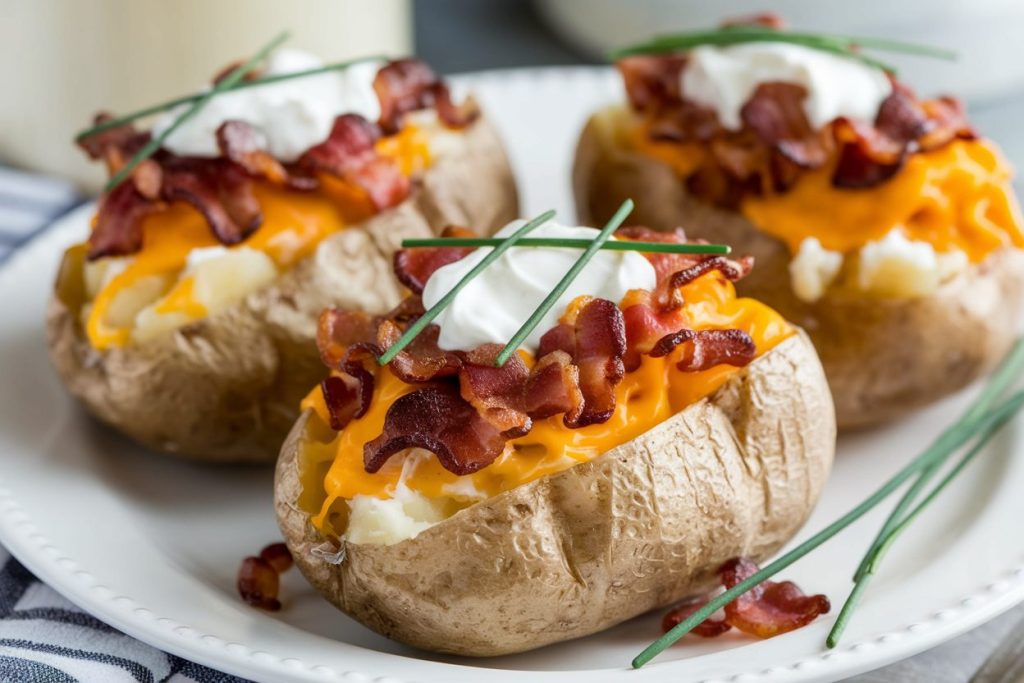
84, 125, 431, 349
742, 140, 1024, 261
628, 115, 1024, 263
301, 272, 792, 539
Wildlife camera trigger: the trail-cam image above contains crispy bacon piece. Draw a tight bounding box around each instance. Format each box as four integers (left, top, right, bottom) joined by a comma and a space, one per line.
87, 182, 158, 259
373, 58, 478, 133
237, 542, 293, 612
650, 328, 757, 371
457, 344, 532, 437
568, 298, 627, 427
217, 120, 288, 184
617, 55, 688, 112
520, 350, 584, 423
295, 114, 409, 210
661, 558, 829, 640
741, 82, 829, 174
377, 320, 461, 383
720, 558, 831, 638
393, 226, 479, 294
661, 596, 732, 637
77, 114, 151, 175
317, 309, 378, 369
321, 342, 380, 430
364, 385, 507, 475
668, 255, 753, 290
160, 159, 263, 244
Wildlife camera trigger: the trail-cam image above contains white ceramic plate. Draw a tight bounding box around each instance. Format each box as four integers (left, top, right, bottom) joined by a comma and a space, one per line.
1, 67, 1023, 683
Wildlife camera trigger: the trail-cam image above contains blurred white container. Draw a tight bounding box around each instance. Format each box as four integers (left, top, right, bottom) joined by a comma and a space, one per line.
535, 0, 1024, 102
0, 0, 411, 190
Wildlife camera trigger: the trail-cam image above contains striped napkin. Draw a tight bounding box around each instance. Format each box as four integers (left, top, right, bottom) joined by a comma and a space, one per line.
0, 167, 246, 683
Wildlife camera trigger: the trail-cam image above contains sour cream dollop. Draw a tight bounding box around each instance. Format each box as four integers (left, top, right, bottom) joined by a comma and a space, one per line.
153, 49, 382, 162
681, 43, 893, 130
422, 220, 657, 353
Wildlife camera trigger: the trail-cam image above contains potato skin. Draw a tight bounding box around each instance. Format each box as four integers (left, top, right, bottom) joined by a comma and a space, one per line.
275, 332, 834, 656
46, 116, 518, 463
573, 110, 1024, 429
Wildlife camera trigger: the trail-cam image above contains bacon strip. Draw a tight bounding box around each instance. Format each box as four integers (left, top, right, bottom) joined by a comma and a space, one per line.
364, 385, 507, 475
457, 344, 532, 437
217, 120, 288, 184
649, 328, 757, 371
720, 558, 831, 638
568, 298, 627, 427
87, 182, 157, 259
520, 350, 584, 423
377, 320, 462, 383
740, 82, 829, 183
373, 58, 478, 133
393, 226, 479, 294
294, 113, 409, 210
661, 557, 830, 640
317, 309, 378, 370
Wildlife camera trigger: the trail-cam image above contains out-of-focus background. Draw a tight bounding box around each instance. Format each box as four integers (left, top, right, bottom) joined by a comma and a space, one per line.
4, 0, 1024, 189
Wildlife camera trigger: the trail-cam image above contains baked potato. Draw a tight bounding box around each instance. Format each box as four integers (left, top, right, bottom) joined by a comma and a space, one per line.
574, 41, 1024, 429
46, 55, 518, 463
274, 219, 835, 655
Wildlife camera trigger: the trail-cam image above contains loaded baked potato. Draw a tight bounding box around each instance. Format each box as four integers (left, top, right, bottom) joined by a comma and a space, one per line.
573, 21, 1024, 428
47, 51, 518, 462
275, 216, 835, 655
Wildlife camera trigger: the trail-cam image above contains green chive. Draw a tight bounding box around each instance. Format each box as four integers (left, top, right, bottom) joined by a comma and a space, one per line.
376, 209, 557, 366
631, 371, 1024, 668
824, 340, 1024, 647
75, 54, 386, 143
400, 237, 730, 255
493, 199, 635, 368
102, 31, 290, 193
850, 339, 1024, 583
611, 26, 956, 75
826, 391, 1024, 648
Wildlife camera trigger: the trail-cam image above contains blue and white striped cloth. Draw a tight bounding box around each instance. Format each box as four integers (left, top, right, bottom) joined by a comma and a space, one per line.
0, 167, 245, 682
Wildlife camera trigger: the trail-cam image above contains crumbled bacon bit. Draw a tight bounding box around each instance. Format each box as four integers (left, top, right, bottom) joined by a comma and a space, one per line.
393, 226, 479, 294
567, 298, 627, 427
661, 557, 830, 640
650, 328, 757, 371
377, 321, 462, 383
87, 182, 157, 259
317, 309, 377, 370
373, 58, 478, 133
217, 120, 288, 184
457, 344, 533, 437
364, 385, 507, 475
238, 543, 294, 611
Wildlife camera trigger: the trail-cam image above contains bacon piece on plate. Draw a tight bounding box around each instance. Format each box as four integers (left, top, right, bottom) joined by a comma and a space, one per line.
649, 328, 757, 371
720, 558, 831, 638
377, 320, 462, 383
393, 226, 478, 294
363, 385, 507, 475
661, 596, 732, 637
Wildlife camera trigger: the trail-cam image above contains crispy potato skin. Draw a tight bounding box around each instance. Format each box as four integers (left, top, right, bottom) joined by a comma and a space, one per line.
46, 116, 519, 463
573, 110, 1024, 429
275, 332, 834, 656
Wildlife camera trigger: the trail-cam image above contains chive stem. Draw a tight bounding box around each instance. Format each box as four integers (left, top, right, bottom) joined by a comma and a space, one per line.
75, 54, 386, 143
494, 199, 634, 367
376, 210, 557, 366
851, 339, 1024, 582
401, 237, 730, 255
826, 392, 1024, 648
102, 31, 290, 193
632, 379, 1024, 668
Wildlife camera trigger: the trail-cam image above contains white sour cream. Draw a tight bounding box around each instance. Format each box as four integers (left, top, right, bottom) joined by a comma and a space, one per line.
422, 219, 657, 353
681, 43, 893, 130
153, 49, 382, 162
